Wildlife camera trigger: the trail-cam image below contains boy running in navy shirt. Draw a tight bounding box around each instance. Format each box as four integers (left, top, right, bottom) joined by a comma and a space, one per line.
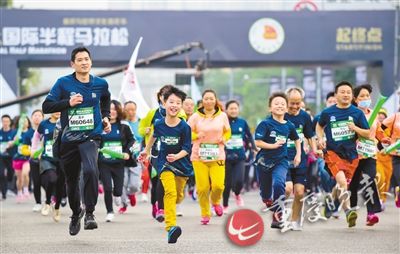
255, 92, 301, 229
139, 86, 193, 244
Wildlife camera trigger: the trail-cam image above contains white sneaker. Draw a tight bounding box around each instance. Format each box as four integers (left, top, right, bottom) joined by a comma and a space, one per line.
53, 208, 61, 222
141, 193, 148, 203
114, 196, 122, 207
41, 204, 50, 216
106, 213, 115, 222
291, 221, 303, 231
176, 204, 183, 217
332, 211, 340, 219
32, 203, 42, 212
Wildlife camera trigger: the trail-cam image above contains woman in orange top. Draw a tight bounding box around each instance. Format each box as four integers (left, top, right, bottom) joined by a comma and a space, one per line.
375, 109, 392, 207
379, 110, 400, 208
188, 90, 231, 225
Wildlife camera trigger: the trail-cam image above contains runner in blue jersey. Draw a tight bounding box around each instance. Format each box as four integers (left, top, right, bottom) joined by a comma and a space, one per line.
42, 47, 111, 236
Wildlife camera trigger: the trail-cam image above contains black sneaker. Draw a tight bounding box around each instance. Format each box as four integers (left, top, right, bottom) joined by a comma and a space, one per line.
271, 212, 283, 229
61, 198, 67, 207
84, 213, 98, 230
168, 226, 182, 244
69, 209, 85, 236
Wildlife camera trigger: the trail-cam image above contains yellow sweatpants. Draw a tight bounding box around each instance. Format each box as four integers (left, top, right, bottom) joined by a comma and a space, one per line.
193, 160, 225, 218
160, 171, 188, 231
376, 153, 393, 202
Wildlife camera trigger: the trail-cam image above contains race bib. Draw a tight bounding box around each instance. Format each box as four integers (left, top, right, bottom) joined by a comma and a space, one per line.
45, 140, 54, 158
199, 143, 219, 160
0, 142, 8, 153
356, 138, 376, 158
275, 135, 287, 143
161, 136, 179, 146
103, 141, 123, 159
226, 134, 243, 150
287, 128, 304, 148
68, 107, 94, 131
330, 120, 355, 141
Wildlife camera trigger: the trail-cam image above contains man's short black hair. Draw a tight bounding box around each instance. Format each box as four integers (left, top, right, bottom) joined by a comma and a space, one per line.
163, 86, 187, 102
335, 81, 353, 93
71, 47, 91, 62
326, 91, 335, 101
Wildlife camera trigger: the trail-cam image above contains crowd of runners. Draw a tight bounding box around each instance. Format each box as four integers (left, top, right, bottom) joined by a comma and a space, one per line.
1, 47, 399, 244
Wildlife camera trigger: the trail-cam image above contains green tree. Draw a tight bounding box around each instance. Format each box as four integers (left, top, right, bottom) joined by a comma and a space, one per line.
0, 0, 13, 8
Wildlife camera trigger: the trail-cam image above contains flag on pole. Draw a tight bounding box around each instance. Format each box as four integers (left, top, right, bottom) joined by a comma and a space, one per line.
190, 75, 202, 104
118, 37, 150, 119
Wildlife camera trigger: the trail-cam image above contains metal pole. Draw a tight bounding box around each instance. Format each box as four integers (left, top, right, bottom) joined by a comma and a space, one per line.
229, 69, 234, 100
316, 66, 322, 114
281, 67, 287, 91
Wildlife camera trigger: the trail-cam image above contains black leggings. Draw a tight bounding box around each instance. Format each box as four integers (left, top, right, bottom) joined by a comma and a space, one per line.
223, 160, 245, 207
99, 163, 124, 213
392, 156, 400, 188
30, 160, 41, 204
54, 166, 66, 210
41, 169, 57, 205
149, 158, 164, 209
349, 158, 381, 213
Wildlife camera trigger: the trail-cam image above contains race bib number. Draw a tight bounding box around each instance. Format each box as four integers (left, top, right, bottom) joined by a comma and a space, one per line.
68, 107, 94, 131
356, 138, 376, 158
161, 136, 179, 146
287, 128, 304, 148
45, 140, 54, 158
199, 143, 219, 160
275, 135, 287, 143
103, 141, 123, 159
0, 142, 8, 153
226, 134, 243, 150
330, 120, 355, 141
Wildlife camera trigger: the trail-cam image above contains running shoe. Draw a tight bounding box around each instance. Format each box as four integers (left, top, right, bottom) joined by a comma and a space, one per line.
395, 186, 400, 208
201, 216, 210, 225
61, 198, 67, 207
366, 213, 379, 226
152, 203, 158, 218
223, 206, 229, 215
168, 226, 182, 244
118, 204, 127, 214
141, 193, 148, 203
176, 204, 183, 217
69, 208, 85, 236
235, 194, 244, 207
191, 190, 197, 201
346, 210, 358, 228
41, 204, 51, 216
271, 212, 283, 229
84, 213, 98, 230
213, 204, 223, 217
156, 209, 165, 222
98, 184, 104, 194
114, 196, 122, 207
291, 221, 303, 231
105, 213, 115, 222
16, 193, 24, 203
32, 203, 42, 212
128, 194, 136, 207
53, 208, 61, 222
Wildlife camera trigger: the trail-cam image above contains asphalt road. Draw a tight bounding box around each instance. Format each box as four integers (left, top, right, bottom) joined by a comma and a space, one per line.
1, 190, 399, 253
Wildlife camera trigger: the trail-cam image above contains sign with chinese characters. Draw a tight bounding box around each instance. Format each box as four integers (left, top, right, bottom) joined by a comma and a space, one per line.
336, 27, 383, 51
1, 25, 129, 55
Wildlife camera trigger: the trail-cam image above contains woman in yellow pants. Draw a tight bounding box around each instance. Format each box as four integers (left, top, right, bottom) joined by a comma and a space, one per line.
188, 89, 231, 225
